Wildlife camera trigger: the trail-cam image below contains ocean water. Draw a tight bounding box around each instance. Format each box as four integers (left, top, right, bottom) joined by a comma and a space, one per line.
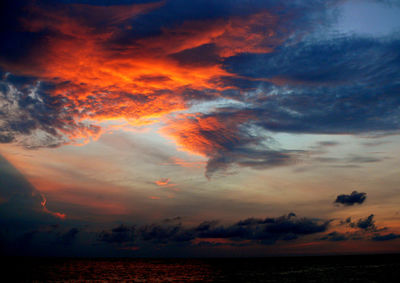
4, 254, 400, 282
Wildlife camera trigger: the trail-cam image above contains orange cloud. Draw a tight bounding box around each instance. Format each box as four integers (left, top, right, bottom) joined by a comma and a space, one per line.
154, 178, 177, 188
160, 112, 252, 156
140, 11, 279, 58
169, 157, 205, 168
1, 2, 280, 146
154, 178, 170, 186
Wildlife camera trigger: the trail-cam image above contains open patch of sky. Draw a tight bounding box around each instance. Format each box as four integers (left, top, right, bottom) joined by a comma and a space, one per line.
333, 0, 400, 37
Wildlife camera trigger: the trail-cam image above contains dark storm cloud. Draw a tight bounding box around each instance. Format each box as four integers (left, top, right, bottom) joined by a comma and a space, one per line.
339, 215, 390, 235
139, 223, 194, 243
335, 191, 367, 206
355, 215, 378, 231
342, 214, 388, 234
319, 214, 397, 242
194, 213, 329, 243
98, 224, 135, 244
372, 233, 400, 241
98, 213, 329, 246
98, 221, 195, 245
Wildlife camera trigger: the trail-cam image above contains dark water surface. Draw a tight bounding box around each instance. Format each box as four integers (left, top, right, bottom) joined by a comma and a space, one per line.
3, 254, 400, 282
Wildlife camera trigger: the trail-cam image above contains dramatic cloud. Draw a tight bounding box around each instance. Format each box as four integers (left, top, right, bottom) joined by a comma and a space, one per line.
1, 0, 288, 132
335, 191, 367, 206
1, 0, 399, 178
1, 0, 400, 258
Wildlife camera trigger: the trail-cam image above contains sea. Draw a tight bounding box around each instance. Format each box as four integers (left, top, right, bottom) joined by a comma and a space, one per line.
3, 254, 400, 282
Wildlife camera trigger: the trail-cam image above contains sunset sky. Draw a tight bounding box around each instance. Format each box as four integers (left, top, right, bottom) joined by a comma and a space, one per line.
1, 0, 400, 257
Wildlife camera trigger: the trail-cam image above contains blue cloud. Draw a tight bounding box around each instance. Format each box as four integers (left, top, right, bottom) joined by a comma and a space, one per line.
213, 36, 400, 136
224, 37, 400, 84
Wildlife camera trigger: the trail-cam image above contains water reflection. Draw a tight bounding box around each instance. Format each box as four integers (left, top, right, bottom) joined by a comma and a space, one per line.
4, 255, 400, 282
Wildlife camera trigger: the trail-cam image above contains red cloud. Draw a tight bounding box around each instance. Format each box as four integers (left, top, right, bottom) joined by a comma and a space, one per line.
0, 2, 282, 147
139, 11, 279, 58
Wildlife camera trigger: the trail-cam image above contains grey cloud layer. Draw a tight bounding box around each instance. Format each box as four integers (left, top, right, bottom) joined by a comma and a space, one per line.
98, 213, 330, 246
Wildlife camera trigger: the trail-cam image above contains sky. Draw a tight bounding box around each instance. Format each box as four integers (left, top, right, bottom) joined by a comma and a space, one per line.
0, 0, 400, 257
